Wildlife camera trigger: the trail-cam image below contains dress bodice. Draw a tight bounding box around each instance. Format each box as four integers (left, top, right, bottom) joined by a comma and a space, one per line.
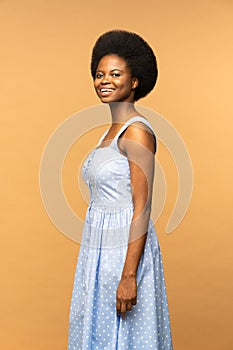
82, 116, 156, 209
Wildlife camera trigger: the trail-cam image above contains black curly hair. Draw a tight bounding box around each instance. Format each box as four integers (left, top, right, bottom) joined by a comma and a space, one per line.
91, 30, 158, 101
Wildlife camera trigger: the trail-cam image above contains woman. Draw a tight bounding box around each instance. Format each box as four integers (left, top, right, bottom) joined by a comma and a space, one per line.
68, 30, 173, 350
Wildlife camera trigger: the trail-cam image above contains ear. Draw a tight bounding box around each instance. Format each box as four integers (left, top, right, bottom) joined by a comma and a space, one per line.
131, 77, 139, 90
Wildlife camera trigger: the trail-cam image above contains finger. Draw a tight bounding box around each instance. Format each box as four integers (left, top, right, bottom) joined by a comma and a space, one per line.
121, 302, 127, 319
132, 297, 137, 306
126, 302, 132, 311
116, 300, 121, 315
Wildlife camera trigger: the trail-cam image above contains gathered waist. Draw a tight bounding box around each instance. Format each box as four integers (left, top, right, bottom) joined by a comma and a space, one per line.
88, 200, 134, 214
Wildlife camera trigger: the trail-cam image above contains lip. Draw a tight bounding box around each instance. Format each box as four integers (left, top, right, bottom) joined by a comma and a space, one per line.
99, 88, 115, 97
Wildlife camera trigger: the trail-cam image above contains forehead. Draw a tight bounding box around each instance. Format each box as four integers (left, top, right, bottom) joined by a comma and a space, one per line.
96, 54, 128, 70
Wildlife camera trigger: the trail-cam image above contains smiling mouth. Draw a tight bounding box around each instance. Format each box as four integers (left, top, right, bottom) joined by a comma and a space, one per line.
100, 88, 114, 95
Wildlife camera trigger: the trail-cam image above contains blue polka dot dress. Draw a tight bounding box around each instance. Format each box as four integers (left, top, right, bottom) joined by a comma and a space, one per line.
68, 116, 173, 350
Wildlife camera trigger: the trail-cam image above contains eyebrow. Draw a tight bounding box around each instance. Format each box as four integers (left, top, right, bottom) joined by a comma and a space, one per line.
96, 68, 124, 73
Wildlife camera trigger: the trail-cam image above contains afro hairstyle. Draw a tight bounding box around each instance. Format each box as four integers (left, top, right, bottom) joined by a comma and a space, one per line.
91, 30, 158, 101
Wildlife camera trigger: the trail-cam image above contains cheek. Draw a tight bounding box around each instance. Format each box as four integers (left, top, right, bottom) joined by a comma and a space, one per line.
115, 78, 129, 88
125, 80, 133, 90
93, 81, 99, 91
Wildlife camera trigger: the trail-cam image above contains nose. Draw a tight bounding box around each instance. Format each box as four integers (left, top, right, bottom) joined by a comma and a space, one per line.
101, 74, 111, 84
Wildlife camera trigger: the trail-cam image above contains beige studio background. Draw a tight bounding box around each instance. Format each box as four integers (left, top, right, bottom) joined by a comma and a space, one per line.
1, 0, 233, 349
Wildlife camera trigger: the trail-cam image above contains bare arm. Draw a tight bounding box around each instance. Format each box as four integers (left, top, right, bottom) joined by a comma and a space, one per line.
116, 122, 156, 318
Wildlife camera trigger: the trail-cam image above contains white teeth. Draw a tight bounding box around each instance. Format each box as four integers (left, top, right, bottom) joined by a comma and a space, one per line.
101, 89, 113, 92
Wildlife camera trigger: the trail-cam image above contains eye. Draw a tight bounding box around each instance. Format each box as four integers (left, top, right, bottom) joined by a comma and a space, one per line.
95, 72, 104, 79
112, 72, 121, 77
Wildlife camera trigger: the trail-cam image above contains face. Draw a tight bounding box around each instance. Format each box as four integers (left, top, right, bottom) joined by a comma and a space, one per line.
94, 54, 138, 103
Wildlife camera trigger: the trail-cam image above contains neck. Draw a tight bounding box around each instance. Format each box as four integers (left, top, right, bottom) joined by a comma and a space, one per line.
108, 102, 138, 124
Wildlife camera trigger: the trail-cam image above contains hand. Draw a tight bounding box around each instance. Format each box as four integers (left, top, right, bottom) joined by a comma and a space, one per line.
116, 275, 137, 319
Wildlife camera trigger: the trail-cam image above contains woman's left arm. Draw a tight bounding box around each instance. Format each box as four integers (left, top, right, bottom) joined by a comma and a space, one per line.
116, 122, 156, 319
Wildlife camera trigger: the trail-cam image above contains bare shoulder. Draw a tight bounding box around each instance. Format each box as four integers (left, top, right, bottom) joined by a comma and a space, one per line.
122, 119, 156, 154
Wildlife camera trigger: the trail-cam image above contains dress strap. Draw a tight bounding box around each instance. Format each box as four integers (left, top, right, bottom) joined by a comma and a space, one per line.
96, 128, 110, 147
112, 116, 156, 146
96, 116, 156, 150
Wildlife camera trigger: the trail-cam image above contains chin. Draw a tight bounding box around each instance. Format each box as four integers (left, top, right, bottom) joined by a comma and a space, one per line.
98, 97, 116, 103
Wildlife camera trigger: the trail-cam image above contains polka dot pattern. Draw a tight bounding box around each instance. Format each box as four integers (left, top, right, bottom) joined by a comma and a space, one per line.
68, 117, 173, 349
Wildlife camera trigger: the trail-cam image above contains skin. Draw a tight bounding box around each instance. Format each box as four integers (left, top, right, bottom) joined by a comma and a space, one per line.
94, 54, 156, 319
94, 54, 138, 105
